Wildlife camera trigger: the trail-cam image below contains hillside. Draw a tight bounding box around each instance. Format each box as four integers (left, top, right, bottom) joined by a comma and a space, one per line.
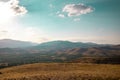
0, 63, 120, 80
0, 43, 120, 67
60, 45, 120, 57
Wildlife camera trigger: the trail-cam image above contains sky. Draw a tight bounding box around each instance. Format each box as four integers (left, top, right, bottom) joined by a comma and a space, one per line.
0, 0, 120, 44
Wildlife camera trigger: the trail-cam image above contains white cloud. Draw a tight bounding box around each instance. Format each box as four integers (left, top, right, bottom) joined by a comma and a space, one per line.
58, 14, 65, 18
10, 0, 27, 15
49, 4, 55, 8
0, 0, 27, 23
56, 11, 60, 14
63, 3, 94, 17
0, 0, 10, 2
74, 18, 80, 21
0, 0, 27, 15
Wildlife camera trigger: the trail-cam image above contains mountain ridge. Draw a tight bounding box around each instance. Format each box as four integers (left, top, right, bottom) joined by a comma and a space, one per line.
33, 40, 105, 51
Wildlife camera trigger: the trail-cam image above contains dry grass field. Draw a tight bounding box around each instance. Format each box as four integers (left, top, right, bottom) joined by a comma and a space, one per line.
0, 63, 120, 80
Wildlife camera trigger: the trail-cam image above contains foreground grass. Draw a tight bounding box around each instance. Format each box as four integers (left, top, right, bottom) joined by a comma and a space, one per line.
0, 63, 120, 80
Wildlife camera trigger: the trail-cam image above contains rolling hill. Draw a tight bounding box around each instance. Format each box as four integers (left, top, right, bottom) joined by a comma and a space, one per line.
0, 63, 120, 80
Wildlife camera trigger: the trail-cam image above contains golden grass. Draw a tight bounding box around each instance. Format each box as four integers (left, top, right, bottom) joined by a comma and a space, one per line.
0, 63, 120, 80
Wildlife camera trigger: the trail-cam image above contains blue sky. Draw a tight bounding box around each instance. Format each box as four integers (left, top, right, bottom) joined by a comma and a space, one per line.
0, 0, 120, 44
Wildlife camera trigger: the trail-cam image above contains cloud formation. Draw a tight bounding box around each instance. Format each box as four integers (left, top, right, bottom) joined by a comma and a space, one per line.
0, 0, 27, 16
58, 14, 65, 18
74, 18, 80, 21
0, 0, 9, 2
63, 3, 94, 17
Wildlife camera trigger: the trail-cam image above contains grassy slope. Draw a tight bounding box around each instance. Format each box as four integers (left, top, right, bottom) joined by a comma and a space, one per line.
0, 63, 120, 80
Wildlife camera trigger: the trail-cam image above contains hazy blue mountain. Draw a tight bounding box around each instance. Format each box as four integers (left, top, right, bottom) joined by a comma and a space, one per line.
0, 39, 38, 48
34, 40, 103, 51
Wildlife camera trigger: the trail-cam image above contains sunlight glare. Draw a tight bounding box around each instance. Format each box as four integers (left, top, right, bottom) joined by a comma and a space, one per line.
0, 2, 15, 24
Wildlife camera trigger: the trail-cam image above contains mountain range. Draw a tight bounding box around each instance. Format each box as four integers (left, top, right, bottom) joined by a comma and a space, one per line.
0, 39, 103, 48
0, 39, 120, 67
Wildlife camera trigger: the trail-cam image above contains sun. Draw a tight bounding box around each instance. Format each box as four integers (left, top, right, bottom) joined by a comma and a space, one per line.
0, 1, 15, 24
